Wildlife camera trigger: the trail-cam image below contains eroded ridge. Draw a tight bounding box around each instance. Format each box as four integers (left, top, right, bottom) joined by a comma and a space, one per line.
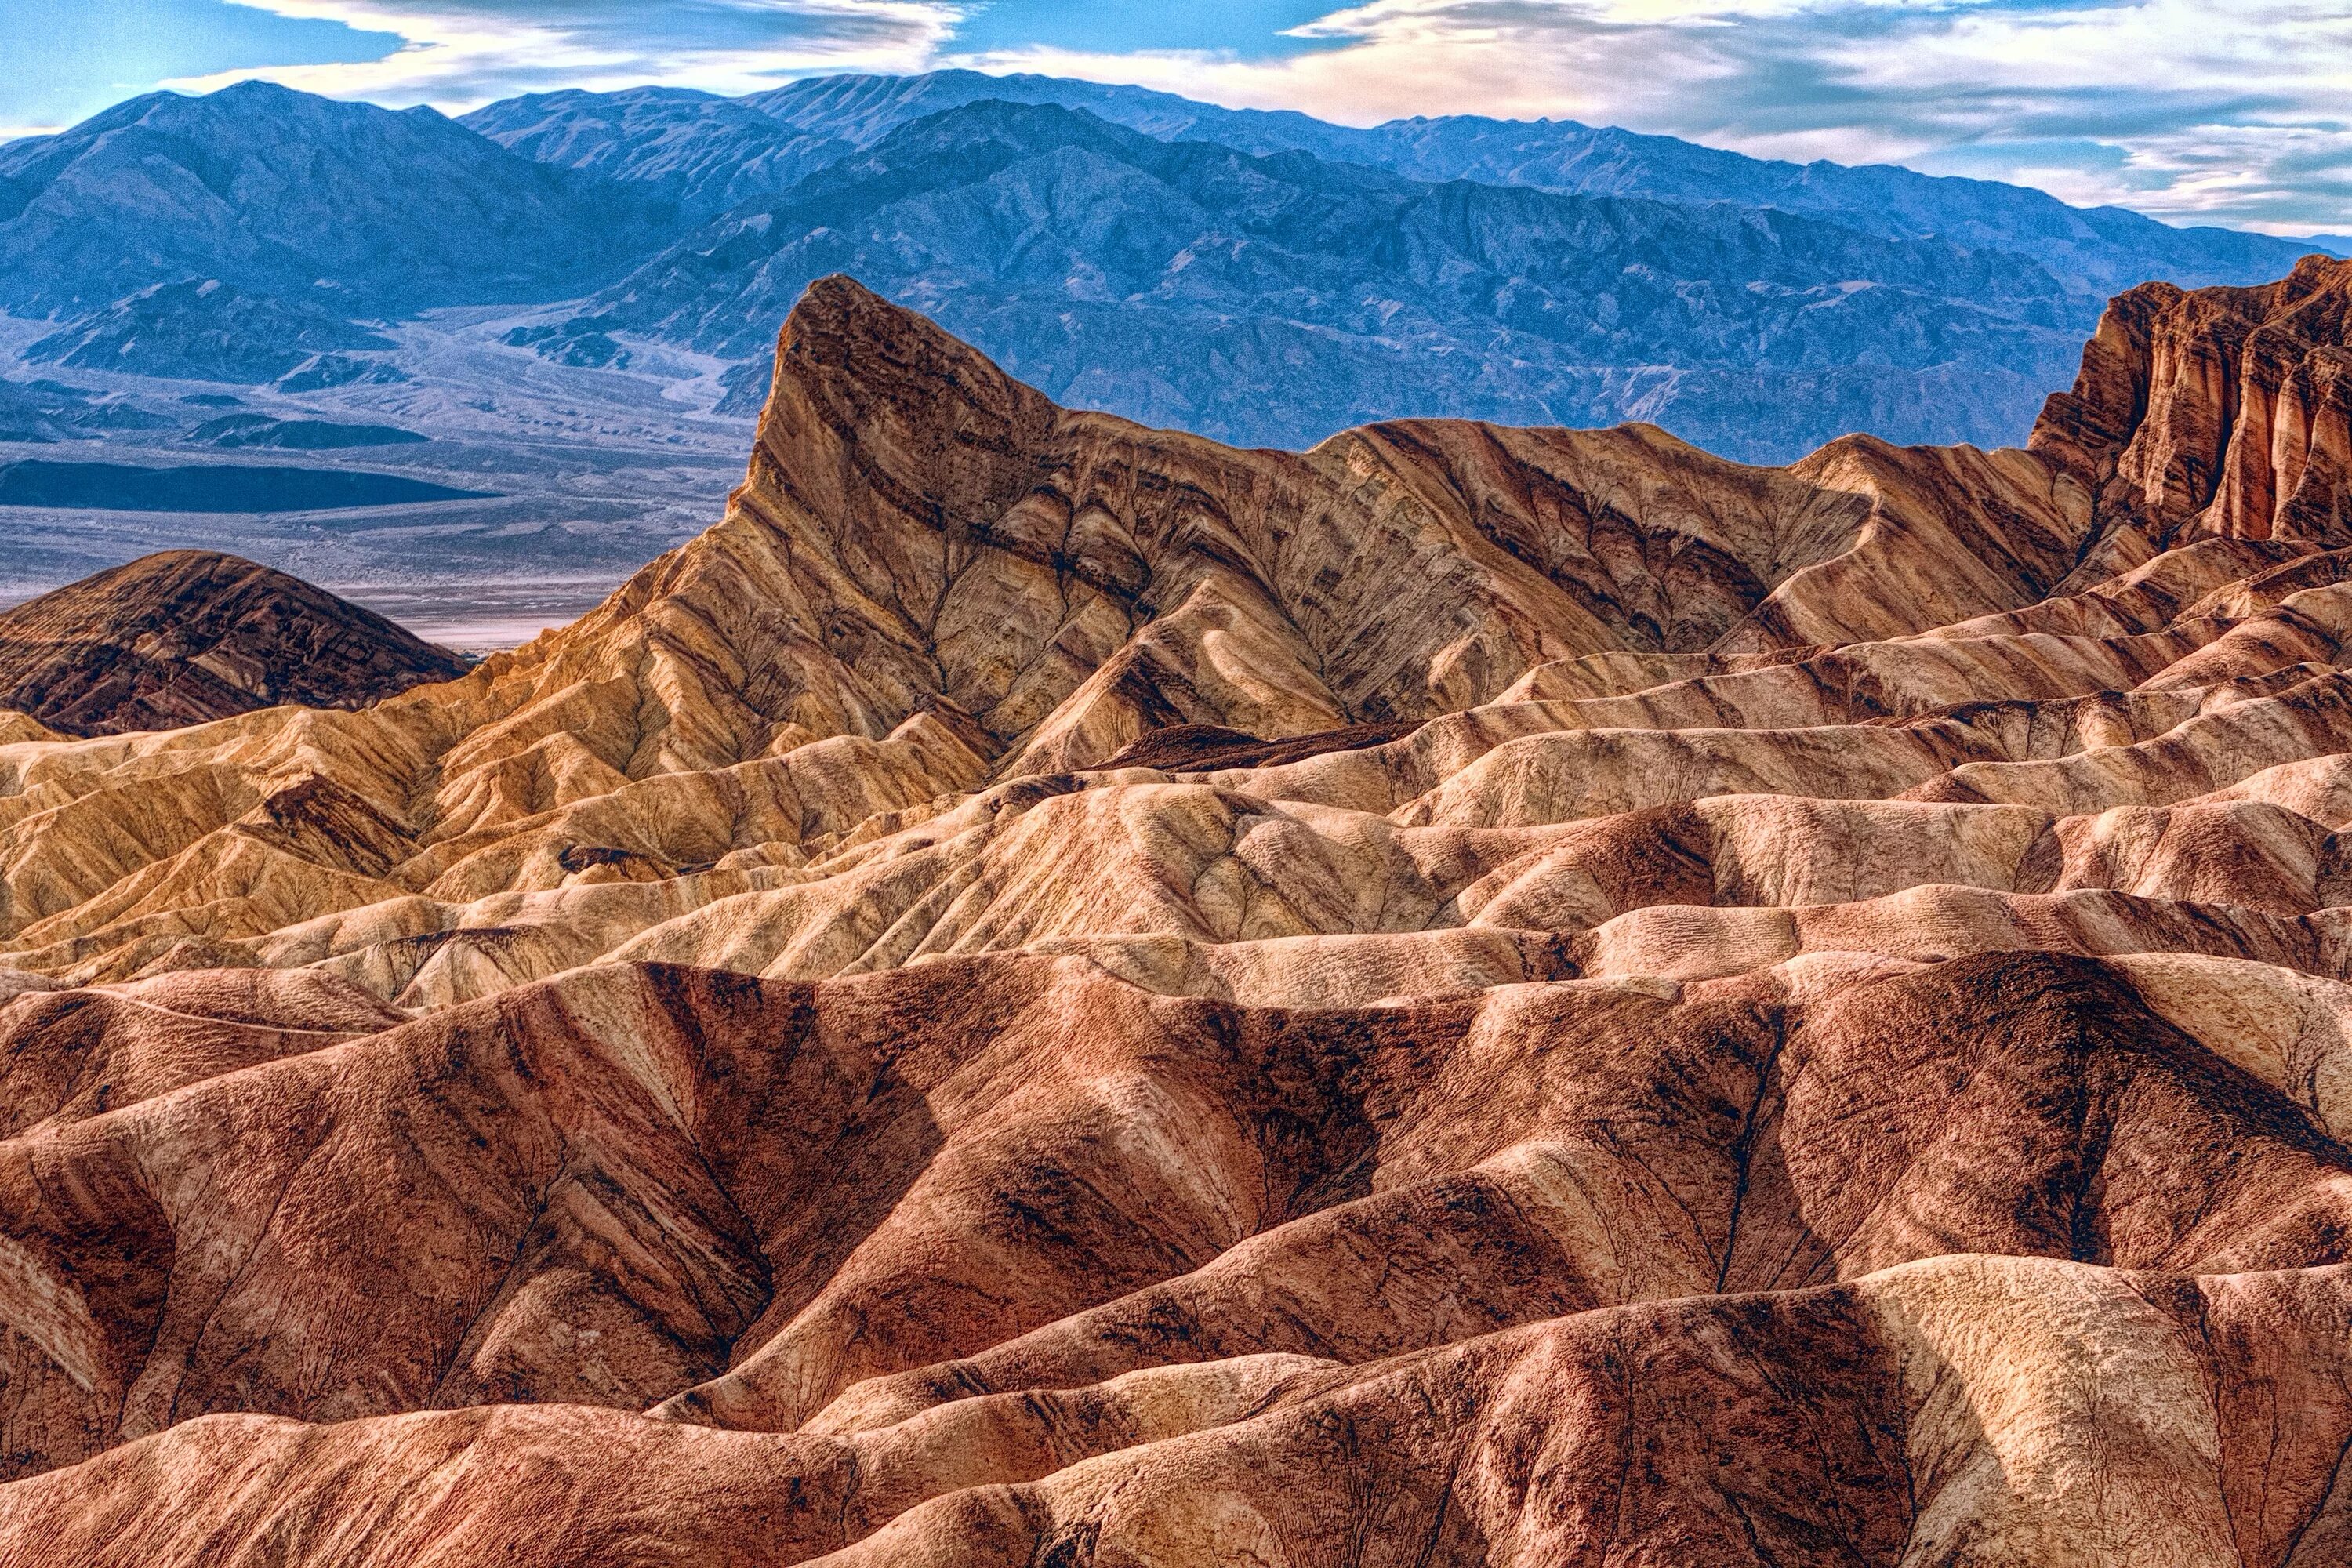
4, 260, 2352, 1564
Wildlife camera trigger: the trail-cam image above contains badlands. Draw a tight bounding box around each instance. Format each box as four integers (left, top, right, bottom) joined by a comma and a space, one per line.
0, 550, 466, 737
1, 258, 2351, 1563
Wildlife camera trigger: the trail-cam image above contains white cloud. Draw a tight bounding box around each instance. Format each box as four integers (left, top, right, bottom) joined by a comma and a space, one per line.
953, 0, 2352, 232
132, 0, 2352, 234
165, 0, 962, 107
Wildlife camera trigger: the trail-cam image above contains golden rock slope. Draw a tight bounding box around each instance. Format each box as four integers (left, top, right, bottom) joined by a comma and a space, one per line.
2, 258, 2352, 1564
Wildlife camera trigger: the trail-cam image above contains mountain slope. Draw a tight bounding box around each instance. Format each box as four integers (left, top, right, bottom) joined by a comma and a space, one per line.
457, 85, 853, 223
742, 70, 2325, 299
22, 278, 394, 382
0, 550, 467, 735
575, 100, 2083, 459
0, 81, 663, 318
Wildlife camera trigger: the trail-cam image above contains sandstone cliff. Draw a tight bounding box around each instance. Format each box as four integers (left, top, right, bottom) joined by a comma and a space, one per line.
2032, 252, 2352, 546
2, 263, 2352, 1564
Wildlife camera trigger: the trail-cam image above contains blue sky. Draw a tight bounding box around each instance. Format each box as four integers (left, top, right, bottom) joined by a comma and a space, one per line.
5, 1, 2347, 237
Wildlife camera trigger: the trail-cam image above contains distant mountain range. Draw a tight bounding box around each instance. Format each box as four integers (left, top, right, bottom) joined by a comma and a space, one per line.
718, 71, 2321, 303
559, 99, 2096, 453
0, 83, 657, 316
0, 71, 2337, 462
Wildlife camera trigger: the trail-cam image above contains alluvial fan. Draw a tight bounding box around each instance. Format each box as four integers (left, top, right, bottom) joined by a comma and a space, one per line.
2, 258, 2352, 1566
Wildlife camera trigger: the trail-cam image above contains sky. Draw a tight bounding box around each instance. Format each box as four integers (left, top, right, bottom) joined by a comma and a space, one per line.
5, 0, 2348, 237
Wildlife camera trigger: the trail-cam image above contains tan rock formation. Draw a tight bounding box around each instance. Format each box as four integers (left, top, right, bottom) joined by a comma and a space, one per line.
2033, 252, 2352, 546
5, 260, 2352, 1563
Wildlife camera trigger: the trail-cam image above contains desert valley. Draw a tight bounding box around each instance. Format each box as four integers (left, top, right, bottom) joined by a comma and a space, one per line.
0, 240, 2344, 1560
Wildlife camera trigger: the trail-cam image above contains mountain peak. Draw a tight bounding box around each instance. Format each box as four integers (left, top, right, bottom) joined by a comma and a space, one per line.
765, 272, 1054, 451
0, 79, 657, 319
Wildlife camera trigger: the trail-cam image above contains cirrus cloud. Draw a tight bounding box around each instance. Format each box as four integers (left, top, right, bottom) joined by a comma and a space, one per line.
164, 0, 963, 104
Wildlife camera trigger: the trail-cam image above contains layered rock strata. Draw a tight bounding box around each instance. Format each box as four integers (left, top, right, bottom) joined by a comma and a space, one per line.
0, 550, 467, 736
3, 260, 2352, 1563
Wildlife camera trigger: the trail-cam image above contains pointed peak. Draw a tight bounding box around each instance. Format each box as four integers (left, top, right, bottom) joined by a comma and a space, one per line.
764, 274, 1056, 441
784, 272, 902, 328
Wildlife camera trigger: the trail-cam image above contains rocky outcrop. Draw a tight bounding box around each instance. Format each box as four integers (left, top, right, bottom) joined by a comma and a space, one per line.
2032, 252, 2352, 546
0, 550, 466, 735
6, 267, 2352, 1563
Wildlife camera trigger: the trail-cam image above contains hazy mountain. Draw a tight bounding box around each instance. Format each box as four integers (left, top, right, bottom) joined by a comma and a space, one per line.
2, 71, 2338, 467
564, 100, 2085, 458
739, 71, 2325, 300
0, 80, 661, 319
739, 67, 1349, 151
458, 86, 851, 223
183, 413, 425, 449
0, 376, 171, 440
24, 278, 394, 382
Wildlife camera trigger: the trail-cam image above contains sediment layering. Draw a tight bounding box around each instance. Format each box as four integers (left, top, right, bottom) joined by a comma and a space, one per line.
2, 259, 2352, 1564
0, 550, 467, 737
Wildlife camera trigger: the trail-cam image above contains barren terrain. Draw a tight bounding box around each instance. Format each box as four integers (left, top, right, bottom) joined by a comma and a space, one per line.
1, 258, 2350, 1564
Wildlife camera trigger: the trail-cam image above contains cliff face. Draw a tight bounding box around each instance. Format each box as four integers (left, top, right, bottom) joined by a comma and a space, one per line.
0, 550, 467, 736
2033, 253, 2352, 545
10, 269, 2352, 1563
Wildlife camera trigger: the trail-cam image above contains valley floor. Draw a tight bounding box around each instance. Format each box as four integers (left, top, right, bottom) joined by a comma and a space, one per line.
0, 305, 751, 640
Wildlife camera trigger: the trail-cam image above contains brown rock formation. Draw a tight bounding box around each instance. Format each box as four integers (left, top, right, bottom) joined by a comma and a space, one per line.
0, 550, 466, 736
4, 262, 2352, 1563
2032, 252, 2352, 547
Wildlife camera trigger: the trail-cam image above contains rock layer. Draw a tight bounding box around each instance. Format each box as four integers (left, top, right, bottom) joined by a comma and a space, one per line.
4, 261, 2352, 1563
0, 550, 467, 736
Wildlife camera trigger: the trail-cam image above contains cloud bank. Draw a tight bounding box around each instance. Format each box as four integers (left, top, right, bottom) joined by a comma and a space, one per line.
167, 0, 961, 103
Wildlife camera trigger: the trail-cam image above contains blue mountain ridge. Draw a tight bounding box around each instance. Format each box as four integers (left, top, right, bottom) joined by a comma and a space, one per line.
0, 81, 666, 317
566, 99, 2090, 456
0, 70, 2336, 463
726, 72, 2322, 299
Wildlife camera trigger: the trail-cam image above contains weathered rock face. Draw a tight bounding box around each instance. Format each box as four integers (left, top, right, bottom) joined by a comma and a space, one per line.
9, 266, 2352, 1563
2032, 252, 2352, 547
0, 550, 467, 736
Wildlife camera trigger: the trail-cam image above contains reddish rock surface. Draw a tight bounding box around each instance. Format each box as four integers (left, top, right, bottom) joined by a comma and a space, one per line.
2, 260, 2352, 1563
0, 549, 466, 736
